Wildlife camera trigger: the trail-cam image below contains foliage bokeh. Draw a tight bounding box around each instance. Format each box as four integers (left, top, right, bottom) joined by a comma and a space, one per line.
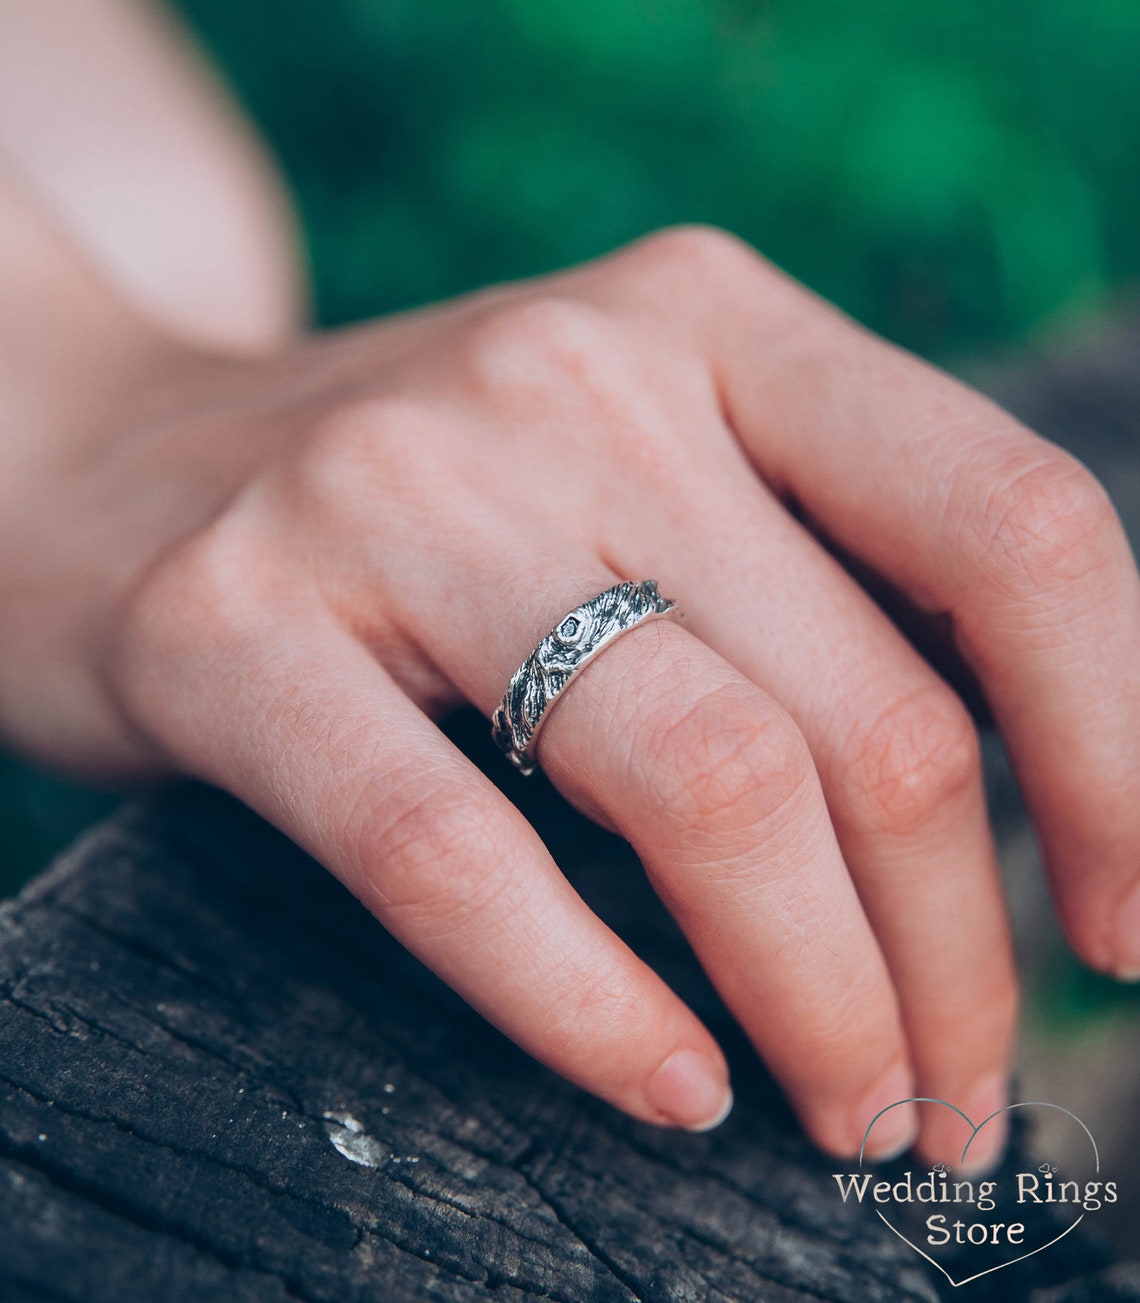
185, 0, 1138, 355
3, 0, 1139, 893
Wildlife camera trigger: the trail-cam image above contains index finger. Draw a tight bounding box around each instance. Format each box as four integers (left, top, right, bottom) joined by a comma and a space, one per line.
623, 227, 1140, 981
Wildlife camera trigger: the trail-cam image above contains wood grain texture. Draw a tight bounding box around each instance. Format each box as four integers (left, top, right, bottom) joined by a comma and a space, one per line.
0, 773, 1134, 1303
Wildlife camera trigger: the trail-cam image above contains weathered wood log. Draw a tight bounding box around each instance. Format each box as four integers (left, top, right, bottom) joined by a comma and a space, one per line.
4, 316, 1140, 1301
0, 769, 1135, 1303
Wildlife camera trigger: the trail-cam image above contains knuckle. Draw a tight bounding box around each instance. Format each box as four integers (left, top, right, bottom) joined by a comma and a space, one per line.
841, 687, 980, 839
358, 771, 509, 931
630, 223, 760, 281
290, 396, 435, 516
974, 450, 1120, 594
459, 295, 619, 396
653, 684, 814, 836
106, 513, 265, 747
117, 516, 257, 665
543, 960, 647, 1062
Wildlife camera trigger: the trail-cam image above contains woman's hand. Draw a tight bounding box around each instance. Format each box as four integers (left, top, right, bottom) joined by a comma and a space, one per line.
5, 225, 1140, 1168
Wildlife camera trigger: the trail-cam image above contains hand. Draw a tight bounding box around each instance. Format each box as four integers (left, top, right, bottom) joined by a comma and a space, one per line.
6, 226, 1139, 1166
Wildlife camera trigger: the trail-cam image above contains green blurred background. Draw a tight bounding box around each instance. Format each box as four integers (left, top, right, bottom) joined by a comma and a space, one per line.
3, 0, 1139, 895
191, 0, 1138, 351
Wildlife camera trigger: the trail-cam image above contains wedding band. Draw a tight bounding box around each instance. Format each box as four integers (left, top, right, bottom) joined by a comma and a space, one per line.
491, 580, 680, 775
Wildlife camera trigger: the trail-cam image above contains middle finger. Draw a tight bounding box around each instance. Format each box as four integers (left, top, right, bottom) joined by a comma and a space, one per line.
608, 442, 1019, 1169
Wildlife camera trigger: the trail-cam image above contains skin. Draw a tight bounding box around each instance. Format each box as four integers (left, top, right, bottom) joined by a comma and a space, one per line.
4, 0, 1140, 1172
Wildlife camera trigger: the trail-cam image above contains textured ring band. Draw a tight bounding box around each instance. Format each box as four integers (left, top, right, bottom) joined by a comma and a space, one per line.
491, 580, 681, 775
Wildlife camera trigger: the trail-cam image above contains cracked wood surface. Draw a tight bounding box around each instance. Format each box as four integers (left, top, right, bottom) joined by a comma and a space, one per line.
0, 779, 1136, 1303
4, 321, 1140, 1301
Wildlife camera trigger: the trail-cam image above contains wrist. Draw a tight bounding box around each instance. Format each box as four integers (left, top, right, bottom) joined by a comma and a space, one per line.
0, 176, 243, 774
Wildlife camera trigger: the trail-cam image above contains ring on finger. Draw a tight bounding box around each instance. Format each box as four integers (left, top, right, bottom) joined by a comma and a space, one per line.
491, 579, 680, 775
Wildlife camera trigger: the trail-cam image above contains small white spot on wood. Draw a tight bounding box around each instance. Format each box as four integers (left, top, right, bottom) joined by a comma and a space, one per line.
324, 1110, 362, 1133
322, 1110, 387, 1168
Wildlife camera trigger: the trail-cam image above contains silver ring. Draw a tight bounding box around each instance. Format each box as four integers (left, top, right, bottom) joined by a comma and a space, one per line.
491, 580, 680, 775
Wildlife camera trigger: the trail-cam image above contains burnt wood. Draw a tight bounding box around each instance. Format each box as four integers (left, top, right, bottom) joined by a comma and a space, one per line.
0, 774, 1135, 1303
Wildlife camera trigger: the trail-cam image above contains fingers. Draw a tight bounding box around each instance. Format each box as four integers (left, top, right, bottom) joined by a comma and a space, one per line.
742, 341, 1140, 981
113, 573, 732, 1131
378, 477, 935, 1155
419, 565, 917, 1157
411, 550, 920, 1158
609, 226, 1140, 982
537, 620, 919, 1158
606, 466, 1018, 1166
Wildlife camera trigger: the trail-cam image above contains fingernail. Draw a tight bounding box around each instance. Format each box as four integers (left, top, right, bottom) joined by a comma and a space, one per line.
958, 1073, 1009, 1175
645, 1048, 733, 1131
1111, 879, 1140, 981
854, 1062, 918, 1161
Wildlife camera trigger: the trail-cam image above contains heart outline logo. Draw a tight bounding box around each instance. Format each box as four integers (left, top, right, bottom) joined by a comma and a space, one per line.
859, 1099, 1099, 1288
